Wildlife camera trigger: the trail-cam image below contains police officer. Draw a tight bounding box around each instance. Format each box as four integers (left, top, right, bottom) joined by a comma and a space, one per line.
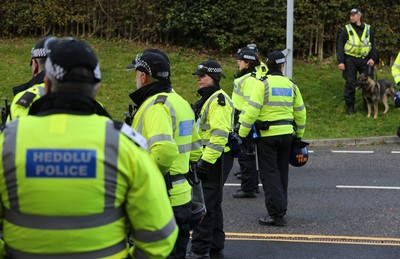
187, 60, 234, 259
247, 43, 268, 79
0, 37, 178, 258
232, 47, 260, 198
127, 49, 202, 259
8, 37, 49, 121
337, 8, 378, 115
391, 51, 400, 86
239, 51, 306, 226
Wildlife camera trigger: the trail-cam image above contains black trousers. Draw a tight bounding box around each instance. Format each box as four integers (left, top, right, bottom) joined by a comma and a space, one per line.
238, 135, 258, 192
343, 56, 373, 105
191, 152, 233, 255
256, 134, 292, 218
167, 201, 192, 259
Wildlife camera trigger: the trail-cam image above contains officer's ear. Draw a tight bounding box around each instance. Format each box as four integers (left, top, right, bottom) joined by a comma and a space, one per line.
44, 76, 52, 94
31, 59, 39, 77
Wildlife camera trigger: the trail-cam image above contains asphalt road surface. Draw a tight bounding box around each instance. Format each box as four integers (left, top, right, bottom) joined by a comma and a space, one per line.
190, 143, 400, 258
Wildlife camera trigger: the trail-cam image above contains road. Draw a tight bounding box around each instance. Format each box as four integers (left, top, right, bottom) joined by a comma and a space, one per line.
190, 143, 400, 258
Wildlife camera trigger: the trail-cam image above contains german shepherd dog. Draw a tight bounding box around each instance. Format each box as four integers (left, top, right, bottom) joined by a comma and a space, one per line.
355, 73, 398, 118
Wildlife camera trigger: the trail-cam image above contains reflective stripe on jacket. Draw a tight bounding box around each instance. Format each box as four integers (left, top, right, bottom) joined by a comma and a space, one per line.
132, 92, 202, 206
0, 115, 177, 258
8, 83, 45, 121
392, 52, 400, 85
198, 89, 234, 164
344, 23, 371, 58
239, 74, 306, 138
232, 73, 258, 123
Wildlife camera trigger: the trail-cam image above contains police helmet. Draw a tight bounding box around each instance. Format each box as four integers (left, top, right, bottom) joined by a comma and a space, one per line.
394, 90, 400, 107
289, 146, 309, 167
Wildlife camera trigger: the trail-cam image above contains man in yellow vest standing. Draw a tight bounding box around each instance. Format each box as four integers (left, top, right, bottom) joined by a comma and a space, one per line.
0, 37, 178, 258
8, 37, 49, 121
127, 49, 202, 259
337, 8, 377, 115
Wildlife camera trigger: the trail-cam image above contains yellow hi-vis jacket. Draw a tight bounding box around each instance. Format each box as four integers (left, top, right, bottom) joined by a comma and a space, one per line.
239, 74, 306, 139
198, 89, 234, 164
7, 83, 45, 121
0, 115, 178, 258
344, 23, 372, 58
391, 52, 400, 85
132, 91, 202, 206
232, 72, 259, 121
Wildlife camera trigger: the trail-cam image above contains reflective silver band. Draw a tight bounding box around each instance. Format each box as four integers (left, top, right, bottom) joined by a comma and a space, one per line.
206, 143, 224, 153
105, 121, 119, 208
133, 216, 177, 243
178, 143, 192, 154
294, 105, 305, 111
5, 239, 126, 259
191, 140, 202, 150
241, 121, 253, 129
210, 129, 229, 138
4, 207, 124, 229
148, 134, 174, 147
393, 64, 400, 69
248, 100, 262, 109
3, 121, 19, 210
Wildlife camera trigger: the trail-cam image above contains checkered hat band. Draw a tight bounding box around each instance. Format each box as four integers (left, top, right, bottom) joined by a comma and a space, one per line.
45, 58, 67, 81
136, 59, 152, 75
45, 58, 101, 81
31, 48, 46, 58
198, 65, 223, 73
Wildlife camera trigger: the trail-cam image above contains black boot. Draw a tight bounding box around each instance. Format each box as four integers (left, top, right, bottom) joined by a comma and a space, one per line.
347, 104, 355, 115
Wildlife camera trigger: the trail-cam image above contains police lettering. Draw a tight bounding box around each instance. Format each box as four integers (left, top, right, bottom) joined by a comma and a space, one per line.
35, 164, 88, 177
26, 149, 97, 178
33, 151, 92, 163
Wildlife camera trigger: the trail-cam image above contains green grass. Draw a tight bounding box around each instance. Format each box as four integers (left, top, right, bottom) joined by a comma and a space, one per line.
1, 38, 399, 140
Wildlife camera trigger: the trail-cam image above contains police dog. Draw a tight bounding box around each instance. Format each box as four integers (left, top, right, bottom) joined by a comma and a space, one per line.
355, 73, 398, 118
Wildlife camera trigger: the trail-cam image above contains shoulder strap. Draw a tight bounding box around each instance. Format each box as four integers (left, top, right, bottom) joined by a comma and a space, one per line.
154, 95, 168, 105
113, 120, 148, 150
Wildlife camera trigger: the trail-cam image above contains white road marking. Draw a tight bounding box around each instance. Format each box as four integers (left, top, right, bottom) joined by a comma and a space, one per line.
331, 150, 374, 154
336, 185, 400, 190
391, 151, 400, 154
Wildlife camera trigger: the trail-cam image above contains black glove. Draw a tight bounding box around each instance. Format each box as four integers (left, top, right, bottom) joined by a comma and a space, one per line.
397, 127, 400, 138
196, 159, 213, 179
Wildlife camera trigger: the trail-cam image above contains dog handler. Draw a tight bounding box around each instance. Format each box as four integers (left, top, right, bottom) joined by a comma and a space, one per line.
337, 8, 378, 115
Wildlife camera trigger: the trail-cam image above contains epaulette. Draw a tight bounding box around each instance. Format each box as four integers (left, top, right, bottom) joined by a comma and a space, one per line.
217, 93, 226, 106
113, 121, 148, 150
154, 95, 168, 105
16, 92, 37, 108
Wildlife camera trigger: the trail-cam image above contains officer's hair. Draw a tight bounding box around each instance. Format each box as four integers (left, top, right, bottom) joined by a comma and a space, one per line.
247, 60, 261, 69
33, 57, 46, 70
46, 67, 98, 97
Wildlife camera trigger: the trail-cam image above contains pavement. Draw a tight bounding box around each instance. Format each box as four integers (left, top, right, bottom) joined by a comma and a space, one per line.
306, 135, 400, 147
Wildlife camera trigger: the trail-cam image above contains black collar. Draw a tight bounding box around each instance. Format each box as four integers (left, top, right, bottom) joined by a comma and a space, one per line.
12, 71, 46, 96
129, 81, 172, 107
28, 92, 112, 118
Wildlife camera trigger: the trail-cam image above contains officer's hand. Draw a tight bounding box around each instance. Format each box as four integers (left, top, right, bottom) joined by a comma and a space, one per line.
197, 159, 212, 179
338, 63, 345, 71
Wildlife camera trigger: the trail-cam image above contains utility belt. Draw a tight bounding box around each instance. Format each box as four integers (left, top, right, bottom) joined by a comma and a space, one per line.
254, 119, 294, 131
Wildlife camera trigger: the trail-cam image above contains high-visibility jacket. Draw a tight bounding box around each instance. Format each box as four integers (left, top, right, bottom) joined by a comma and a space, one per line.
392, 52, 400, 85
198, 89, 234, 164
132, 91, 202, 206
7, 83, 45, 121
255, 61, 268, 79
344, 23, 372, 58
0, 113, 178, 258
239, 73, 306, 139
232, 72, 258, 119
